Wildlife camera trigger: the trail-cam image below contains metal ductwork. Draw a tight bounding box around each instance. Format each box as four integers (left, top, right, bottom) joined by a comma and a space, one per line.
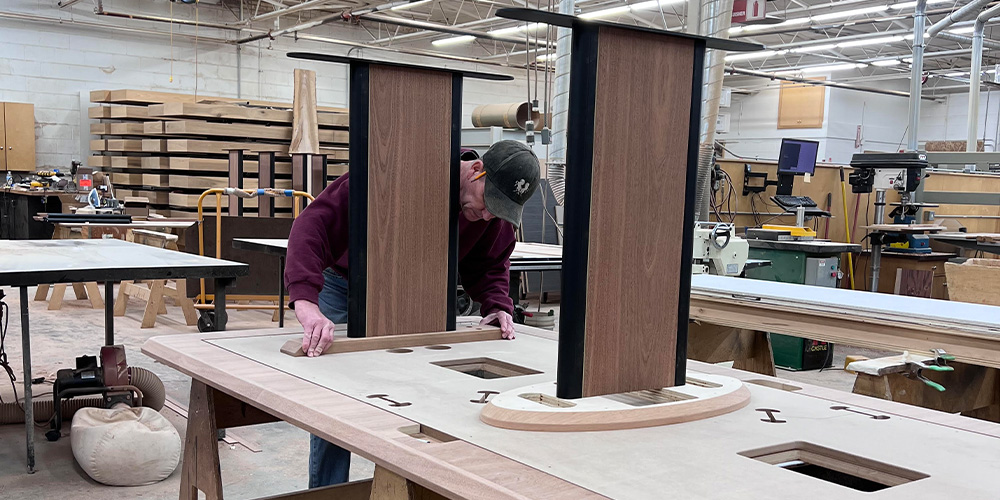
694, 0, 735, 222
546, 0, 575, 206
966, 3, 1000, 152
927, 0, 994, 38
906, 0, 927, 152
937, 31, 1000, 49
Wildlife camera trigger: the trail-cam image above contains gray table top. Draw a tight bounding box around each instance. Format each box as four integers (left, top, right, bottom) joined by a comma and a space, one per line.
234, 238, 566, 264
747, 239, 861, 254
0, 239, 249, 287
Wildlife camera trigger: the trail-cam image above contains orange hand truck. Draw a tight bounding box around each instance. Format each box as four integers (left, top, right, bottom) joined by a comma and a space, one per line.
194, 187, 314, 331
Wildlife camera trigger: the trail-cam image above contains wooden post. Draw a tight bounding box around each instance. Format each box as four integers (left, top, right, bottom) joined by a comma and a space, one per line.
496, 9, 759, 399
287, 54, 511, 339
227, 149, 245, 217
310, 154, 327, 197
258, 151, 276, 218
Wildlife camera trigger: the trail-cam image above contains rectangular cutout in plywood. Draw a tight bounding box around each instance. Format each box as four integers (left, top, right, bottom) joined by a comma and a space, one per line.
431, 357, 542, 379
778, 78, 826, 129
739, 441, 929, 492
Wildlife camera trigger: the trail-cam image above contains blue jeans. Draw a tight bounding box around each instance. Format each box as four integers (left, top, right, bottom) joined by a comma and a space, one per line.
309, 269, 351, 488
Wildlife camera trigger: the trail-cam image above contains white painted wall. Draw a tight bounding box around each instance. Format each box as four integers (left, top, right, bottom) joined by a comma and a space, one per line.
918, 90, 1000, 150
719, 84, 831, 162
0, 0, 531, 169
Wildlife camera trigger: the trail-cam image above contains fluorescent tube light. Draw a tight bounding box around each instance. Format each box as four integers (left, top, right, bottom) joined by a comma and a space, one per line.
837, 35, 905, 48
431, 35, 475, 46
790, 43, 839, 53
872, 59, 902, 66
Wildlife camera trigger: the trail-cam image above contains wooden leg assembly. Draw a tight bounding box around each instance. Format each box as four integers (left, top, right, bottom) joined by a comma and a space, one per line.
687, 322, 776, 377
181, 380, 445, 499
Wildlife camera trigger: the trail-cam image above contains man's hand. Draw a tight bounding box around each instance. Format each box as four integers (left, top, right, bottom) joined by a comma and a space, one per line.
480, 310, 516, 339
294, 300, 336, 357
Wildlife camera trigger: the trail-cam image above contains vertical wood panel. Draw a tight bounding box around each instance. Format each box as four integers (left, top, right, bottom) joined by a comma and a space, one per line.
581, 28, 694, 396
365, 66, 452, 336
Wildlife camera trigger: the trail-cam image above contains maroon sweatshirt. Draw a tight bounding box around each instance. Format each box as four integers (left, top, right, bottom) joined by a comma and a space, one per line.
285, 173, 516, 316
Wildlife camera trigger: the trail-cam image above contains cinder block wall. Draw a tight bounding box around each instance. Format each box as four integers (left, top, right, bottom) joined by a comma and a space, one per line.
0, 1, 532, 169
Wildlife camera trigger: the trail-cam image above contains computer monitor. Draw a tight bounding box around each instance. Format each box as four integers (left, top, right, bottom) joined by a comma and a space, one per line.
777, 138, 819, 175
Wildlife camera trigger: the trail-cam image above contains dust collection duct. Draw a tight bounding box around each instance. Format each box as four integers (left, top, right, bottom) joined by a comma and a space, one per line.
0, 366, 165, 425
544, 0, 575, 205
471, 103, 551, 130
694, 0, 735, 222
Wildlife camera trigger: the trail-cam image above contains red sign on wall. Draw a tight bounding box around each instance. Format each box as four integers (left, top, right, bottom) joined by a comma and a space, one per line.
732, 0, 766, 23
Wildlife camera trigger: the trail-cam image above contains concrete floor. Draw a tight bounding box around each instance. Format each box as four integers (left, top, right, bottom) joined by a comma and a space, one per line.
0, 286, 893, 498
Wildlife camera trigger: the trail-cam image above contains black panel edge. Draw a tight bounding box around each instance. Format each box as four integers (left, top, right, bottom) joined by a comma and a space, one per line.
496, 8, 762, 52
447, 73, 462, 331
348, 63, 370, 338
287, 53, 513, 81
674, 41, 707, 386
555, 24, 599, 400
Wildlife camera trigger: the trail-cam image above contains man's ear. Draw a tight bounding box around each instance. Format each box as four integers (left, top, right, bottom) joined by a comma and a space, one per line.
471, 159, 485, 174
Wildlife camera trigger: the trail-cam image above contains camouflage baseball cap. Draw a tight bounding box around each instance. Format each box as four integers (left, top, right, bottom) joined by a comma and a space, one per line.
481, 140, 540, 228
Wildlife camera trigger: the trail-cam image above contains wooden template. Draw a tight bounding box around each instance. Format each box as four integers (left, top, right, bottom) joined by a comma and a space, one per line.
494, 9, 757, 399
287, 53, 511, 338
280, 326, 503, 356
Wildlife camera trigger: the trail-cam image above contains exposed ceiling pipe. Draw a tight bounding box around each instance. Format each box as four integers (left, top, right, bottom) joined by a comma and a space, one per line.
727, 66, 941, 99
94, 9, 243, 31
906, 0, 926, 151
966, 3, 1000, 152
937, 30, 1000, 49
247, 0, 345, 24
0, 10, 230, 42
547, 0, 575, 206
235, 12, 343, 43
356, 12, 555, 47
58, 0, 84, 8
927, 0, 995, 37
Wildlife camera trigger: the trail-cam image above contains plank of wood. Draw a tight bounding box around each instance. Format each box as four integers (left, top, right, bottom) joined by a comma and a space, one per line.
90, 155, 144, 168
142, 173, 170, 186
290, 68, 321, 154
164, 139, 348, 160
148, 102, 349, 128
280, 327, 502, 357
363, 65, 453, 337
136, 190, 170, 205
946, 259, 1000, 306
109, 122, 149, 135
90, 88, 348, 113
112, 172, 144, 185
88, 106, 111, 119
577, 27, 694, 396
143, 121, 166, 135
893, 268, 933, 298
865, 224, 946, 232
169, 175, 293, 190
161, 119, 348, 144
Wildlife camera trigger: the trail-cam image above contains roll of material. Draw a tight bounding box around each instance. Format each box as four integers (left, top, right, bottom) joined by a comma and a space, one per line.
71, 406, 181, 486
471, 103, 550, 130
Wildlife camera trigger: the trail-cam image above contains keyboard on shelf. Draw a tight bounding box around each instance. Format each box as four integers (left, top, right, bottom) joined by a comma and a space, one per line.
772, 195, 818, 208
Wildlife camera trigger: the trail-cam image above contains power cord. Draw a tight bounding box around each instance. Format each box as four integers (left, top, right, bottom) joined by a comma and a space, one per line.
0, 289, 17, 406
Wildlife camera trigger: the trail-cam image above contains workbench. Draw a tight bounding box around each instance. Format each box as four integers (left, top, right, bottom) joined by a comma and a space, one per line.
142, 321, 1000, 499
0, 239, 249, 472
929, 232, 1000, 256
0, 188, 87, 239
854, 250, 955, 299
231, 239, 565, 325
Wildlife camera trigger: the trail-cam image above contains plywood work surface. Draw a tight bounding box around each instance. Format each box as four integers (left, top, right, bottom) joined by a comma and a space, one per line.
143, 324, 1000, 500
364, 65, 452, 336
582, 27, 695, 395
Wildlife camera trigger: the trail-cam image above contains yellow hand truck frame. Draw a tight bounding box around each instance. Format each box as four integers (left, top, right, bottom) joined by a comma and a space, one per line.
193, 187, 314, 331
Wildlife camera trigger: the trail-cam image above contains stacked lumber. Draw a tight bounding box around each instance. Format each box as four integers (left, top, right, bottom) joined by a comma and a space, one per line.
89, 89, 348, 217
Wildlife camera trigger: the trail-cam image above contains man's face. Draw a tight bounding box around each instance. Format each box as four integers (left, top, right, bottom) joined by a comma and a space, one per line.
459, 159, 495, 222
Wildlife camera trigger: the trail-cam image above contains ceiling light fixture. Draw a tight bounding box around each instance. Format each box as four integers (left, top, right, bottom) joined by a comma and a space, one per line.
725, 49, 787, 61
872, 59, 902, 66
790, 43, 839, 53
777, 63, 868, 75
390, 0, 432, 11
837, 34, 906, 48
812, 5, 889, 22
489, 23, 543, 36
579, 0, 685, 20
431, 35, 475, 46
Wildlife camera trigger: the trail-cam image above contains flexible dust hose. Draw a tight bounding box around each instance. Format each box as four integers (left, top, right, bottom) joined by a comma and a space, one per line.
0, 367, 164, 425
840, 167, 856, 290
694, 0, 735, 222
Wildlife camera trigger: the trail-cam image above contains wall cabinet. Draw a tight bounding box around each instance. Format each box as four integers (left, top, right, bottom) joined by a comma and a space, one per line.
0, 102, 36, 172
